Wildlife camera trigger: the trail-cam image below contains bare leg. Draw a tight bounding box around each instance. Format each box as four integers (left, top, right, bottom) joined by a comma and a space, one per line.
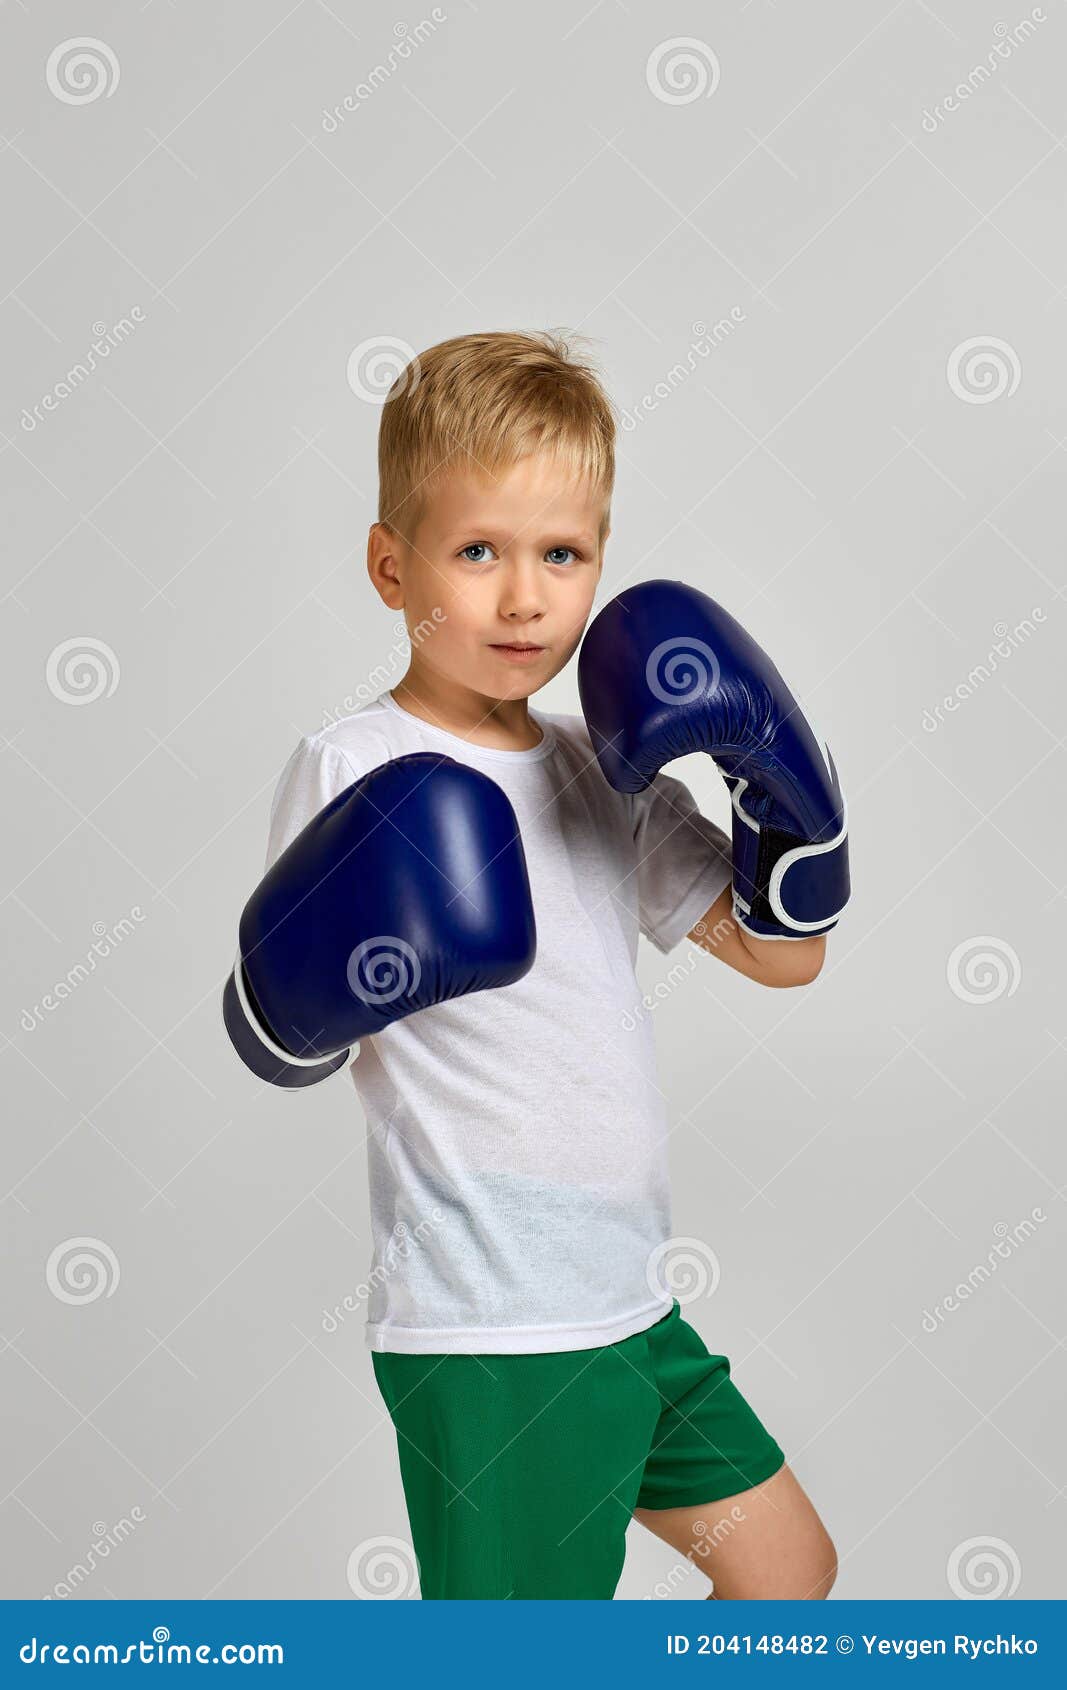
634, 1463, 837, 1600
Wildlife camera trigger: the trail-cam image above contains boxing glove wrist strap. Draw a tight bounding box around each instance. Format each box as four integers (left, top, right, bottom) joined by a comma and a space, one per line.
729, 786, 850, 940
229, 958, 358, 1068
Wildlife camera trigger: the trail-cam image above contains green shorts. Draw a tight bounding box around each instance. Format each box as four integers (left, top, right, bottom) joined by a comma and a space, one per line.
371, 1300, 786, 1599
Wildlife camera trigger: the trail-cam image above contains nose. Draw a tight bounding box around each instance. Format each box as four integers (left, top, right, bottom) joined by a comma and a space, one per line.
497, 555, 547, 624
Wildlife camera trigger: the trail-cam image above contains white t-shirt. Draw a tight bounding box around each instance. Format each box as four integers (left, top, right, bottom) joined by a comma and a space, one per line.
264, 690, 732, 1355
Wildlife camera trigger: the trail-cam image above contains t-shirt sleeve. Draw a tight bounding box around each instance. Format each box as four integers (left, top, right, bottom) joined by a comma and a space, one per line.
630, 770, 733, 955
264, 735, 374, 872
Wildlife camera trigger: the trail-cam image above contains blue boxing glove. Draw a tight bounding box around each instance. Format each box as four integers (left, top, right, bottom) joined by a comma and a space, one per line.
222, 752, 537, 1087
578, 579, 849, 940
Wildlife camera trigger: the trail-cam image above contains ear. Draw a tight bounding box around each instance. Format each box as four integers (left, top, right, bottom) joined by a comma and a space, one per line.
367, 522, 405, 611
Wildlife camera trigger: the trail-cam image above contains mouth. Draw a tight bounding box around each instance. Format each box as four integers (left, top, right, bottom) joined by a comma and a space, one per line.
489, 642, 546, 660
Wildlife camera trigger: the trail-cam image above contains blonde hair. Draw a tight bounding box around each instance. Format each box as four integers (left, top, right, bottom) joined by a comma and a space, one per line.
377, 329, 617, 544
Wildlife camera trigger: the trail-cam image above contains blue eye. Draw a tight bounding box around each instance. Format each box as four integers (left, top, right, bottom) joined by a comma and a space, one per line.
458, 542, 581, 565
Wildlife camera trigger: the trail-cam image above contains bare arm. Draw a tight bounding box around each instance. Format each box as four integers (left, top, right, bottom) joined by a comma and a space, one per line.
688, 885, 826, 988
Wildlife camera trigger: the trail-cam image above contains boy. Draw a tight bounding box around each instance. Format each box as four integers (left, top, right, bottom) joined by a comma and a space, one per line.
248, 331, 840, 1600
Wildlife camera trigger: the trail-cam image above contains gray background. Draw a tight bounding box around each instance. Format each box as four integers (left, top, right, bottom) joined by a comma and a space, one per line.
2, 0, 1064, 1602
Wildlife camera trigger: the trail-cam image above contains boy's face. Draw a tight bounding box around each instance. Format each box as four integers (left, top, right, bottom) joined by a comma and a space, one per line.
371, 452, 608, 702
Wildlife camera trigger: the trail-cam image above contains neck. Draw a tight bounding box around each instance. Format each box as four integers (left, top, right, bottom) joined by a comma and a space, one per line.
390, 667, 542, 751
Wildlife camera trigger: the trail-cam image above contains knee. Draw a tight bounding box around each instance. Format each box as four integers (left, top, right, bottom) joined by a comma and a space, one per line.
807, 1534, 838, 1599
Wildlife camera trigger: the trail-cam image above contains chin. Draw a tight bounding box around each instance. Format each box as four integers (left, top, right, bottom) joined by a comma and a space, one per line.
497, 676, 539, 700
